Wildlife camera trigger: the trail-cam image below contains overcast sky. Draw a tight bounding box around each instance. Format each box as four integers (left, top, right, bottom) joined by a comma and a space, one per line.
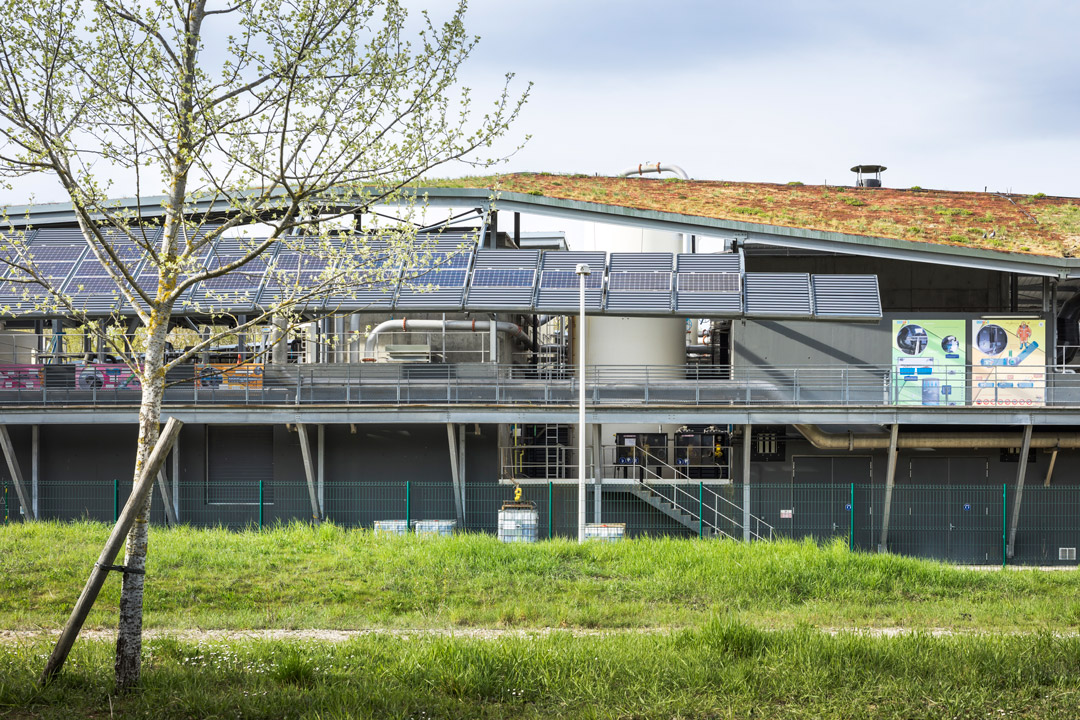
4, 1, 1078, 206
445, 0, 1080, 196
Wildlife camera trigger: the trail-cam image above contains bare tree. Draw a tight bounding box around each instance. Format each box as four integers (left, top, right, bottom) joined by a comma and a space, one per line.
0, 0, 526, 691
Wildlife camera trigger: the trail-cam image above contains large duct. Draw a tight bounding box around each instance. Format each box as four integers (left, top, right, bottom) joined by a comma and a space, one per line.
364, 319, 538, 359
795, 424, 1080, 450
617, 163, 692, 253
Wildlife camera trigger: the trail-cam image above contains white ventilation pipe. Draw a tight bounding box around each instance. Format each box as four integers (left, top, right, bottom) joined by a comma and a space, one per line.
795, 424, 1080, 450
617, 163, 692, 253
363, 319, 538, 359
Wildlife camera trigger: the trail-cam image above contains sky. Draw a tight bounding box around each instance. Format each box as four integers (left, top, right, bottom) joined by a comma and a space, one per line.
443, 0, 1080, 197
3, 0, 1079, 207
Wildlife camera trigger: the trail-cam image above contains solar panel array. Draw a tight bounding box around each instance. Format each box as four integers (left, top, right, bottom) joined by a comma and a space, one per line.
464, 249, 539, 311
675, 252, 743, 314
535, 251, 606, 312
605, 253, 673, 314
63, 228, 158, 314
0, 229, 881, 320
395, 234, 475, 311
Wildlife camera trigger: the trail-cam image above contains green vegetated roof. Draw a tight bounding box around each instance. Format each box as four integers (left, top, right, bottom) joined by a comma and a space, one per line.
430, 173, 1080, 258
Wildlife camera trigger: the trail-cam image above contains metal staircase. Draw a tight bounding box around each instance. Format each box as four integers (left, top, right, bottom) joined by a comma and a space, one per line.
622, 450, 774, 541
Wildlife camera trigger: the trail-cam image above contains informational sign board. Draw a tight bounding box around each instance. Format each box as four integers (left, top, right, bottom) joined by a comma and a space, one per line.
76, 363, 141, 390
971, 318, 1045, 407
194, 363, 264, 390
0, 364, 42, 389
891, 319, 967, 406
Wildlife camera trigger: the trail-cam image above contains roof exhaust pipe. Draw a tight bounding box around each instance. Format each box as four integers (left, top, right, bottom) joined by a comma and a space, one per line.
617, 163, 693, 253
795, 424, 1080, 450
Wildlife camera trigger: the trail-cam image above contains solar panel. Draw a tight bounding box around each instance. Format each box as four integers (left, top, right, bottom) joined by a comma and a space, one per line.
608, 272, 670, 292
472, 268, 534, 288
540, 270, 603, 289
677, 273, 740, 293
464, 249, 540, 312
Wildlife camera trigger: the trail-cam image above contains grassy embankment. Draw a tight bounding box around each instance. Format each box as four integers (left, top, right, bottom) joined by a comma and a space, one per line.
3, 623, 1080, 719
2, 521, 1080, 632
4, 523, 1080, 718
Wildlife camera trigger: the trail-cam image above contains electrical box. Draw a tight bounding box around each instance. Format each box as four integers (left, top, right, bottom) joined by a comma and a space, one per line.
675, 430, 731, 479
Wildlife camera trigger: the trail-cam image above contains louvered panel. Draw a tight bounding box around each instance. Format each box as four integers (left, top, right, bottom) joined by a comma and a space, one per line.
744, 273, 812, 317
534, 251, 605, 312
674, 252, 743, 315
604, 253, 672, 314
812, 274, 882, 319
676, 293, 743, 314
675, 252, 742, 273
464, 249, 539, 311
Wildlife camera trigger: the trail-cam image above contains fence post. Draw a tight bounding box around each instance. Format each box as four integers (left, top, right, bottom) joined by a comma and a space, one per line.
405, 481, 411, 530
259, 480, 264, 530
1002, 483, 1007, 567
548, 481, 553, 539
698, 483, 703, 538
850, 482, 855, 552
112, 478, 119, 523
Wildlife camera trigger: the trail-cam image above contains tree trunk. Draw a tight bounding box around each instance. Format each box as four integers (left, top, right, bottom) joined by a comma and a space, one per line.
114, 314, 170, 692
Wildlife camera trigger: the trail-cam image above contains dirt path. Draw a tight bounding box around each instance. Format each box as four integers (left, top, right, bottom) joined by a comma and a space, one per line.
2, 625, 1074, 645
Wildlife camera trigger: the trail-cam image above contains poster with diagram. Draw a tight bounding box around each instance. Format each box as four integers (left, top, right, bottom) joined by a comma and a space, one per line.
971, 318, 1045, 407
892, 319, 967, 406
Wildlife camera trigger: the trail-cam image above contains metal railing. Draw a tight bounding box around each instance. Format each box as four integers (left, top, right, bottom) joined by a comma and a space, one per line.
0, 361, 1076, 408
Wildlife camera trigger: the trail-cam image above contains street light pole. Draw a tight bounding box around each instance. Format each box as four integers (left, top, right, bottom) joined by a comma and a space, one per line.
576, 263, 591, 543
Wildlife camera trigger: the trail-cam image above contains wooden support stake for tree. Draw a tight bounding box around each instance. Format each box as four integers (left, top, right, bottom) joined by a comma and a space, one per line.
40, 417, 184, 685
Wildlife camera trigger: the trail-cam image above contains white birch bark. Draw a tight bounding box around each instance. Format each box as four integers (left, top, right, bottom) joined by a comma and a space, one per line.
113, 311, 169, 692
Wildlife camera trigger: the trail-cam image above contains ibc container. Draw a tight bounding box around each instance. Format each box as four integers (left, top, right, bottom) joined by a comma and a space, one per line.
373, 519, 409, 536
498, 506, 539, 543
415, 519, 456, 537
584, 523, 625, 542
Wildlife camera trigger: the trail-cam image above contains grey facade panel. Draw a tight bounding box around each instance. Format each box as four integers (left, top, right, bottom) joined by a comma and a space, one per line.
744, 273, 813, 317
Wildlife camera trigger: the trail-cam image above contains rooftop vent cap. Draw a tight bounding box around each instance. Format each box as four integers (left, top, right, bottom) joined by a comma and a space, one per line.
851, 164, 886, 188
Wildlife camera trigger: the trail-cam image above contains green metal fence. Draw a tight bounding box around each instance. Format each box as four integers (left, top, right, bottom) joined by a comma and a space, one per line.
4, 477, 1079, 566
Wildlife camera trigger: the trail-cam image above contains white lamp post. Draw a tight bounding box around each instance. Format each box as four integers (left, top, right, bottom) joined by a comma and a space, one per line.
576, 263, 591, 543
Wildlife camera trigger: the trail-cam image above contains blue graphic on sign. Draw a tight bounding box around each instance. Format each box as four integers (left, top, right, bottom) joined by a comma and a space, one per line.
963, 503, 971, 512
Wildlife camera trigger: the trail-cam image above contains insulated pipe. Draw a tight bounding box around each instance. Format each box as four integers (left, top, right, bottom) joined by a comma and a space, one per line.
617, 163, 693, 253
363, 319, 539, 358
795, 424, 1080, 450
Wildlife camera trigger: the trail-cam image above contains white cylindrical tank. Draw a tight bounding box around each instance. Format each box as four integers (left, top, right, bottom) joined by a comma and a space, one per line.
577, 222, 688, 492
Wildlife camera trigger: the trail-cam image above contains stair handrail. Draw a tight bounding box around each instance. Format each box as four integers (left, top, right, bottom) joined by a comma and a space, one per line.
633, 462, 737, 540
634, 446, 775, 541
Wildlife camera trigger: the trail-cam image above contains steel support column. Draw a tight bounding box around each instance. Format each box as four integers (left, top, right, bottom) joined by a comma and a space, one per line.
447, 423, 464, 528
458, 424, 467, 525
1007, 424, 1034, 559
878, 423, 900, 553
742, 424, 752, 541
0, 426, 32, 520
296, 423, 321, 522
156, 469, 177, 526
592, 424, 603, 524
317, 424, 325, 518
171, 436, 180, 522
31, 425, 39, 519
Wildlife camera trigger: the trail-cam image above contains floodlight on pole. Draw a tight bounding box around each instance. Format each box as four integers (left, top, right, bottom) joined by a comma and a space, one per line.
575, 263, 591, 543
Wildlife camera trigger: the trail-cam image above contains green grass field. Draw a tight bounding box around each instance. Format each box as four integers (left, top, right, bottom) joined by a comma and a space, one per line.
2, 521, 1080, 632
2, 522, 1080, 718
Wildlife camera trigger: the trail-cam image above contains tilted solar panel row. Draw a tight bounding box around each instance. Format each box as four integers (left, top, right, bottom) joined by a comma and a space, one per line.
0, 228, 881, 320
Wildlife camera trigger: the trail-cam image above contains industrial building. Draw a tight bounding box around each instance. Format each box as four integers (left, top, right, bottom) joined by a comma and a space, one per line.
2, 166, 1080, 564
